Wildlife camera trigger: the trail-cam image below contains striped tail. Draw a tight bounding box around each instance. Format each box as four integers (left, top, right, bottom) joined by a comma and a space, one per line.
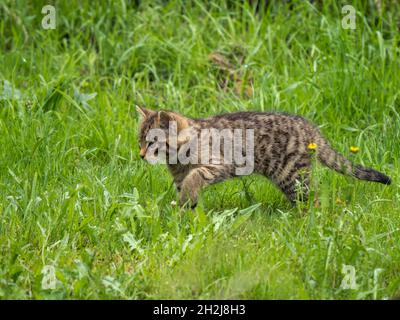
316, 140, 391, 185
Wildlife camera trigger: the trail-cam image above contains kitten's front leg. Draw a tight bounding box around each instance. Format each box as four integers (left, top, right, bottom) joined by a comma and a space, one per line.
179, 166, 226, 208
168, 165, 188, 194
169, 179, 183, 207
174, 172, 188, 193
174, 180, 182, 193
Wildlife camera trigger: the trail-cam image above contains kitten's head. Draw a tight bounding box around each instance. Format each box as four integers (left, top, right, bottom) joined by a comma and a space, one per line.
136, 106, 190, 164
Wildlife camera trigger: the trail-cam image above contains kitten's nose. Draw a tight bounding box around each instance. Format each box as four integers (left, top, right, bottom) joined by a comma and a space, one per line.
140, 149, 146, 159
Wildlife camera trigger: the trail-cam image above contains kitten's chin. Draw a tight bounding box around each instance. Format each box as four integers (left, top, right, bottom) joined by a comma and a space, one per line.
145, 156, 167, 165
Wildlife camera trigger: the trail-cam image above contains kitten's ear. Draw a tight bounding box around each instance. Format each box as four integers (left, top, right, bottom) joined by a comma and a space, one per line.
158, 111, 173, 125
158, 111, 189, 131
136, 105, 152, 119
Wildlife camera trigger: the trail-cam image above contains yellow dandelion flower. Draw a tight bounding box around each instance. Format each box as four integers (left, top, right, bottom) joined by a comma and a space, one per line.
350, 146, 359, 154
307, 142, 317, 150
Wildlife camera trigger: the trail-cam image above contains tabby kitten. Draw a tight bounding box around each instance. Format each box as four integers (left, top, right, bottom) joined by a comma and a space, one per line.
136, 106, 391, 208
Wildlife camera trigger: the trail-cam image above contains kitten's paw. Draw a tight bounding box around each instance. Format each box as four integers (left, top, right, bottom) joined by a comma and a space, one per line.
170, 200, 177, 207
179, 200, 197, 210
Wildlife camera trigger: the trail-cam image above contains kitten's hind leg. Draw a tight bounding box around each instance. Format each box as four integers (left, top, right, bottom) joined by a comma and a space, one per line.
276, 169, 310, 204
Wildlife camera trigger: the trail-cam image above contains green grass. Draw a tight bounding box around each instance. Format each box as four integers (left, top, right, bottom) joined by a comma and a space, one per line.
0, 0, 399, 299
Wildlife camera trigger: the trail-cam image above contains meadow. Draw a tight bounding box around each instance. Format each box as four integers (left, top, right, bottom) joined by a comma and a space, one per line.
0, 0, 399, 299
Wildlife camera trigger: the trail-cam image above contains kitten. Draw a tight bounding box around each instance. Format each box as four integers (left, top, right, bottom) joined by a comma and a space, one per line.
136, 106, 391, 208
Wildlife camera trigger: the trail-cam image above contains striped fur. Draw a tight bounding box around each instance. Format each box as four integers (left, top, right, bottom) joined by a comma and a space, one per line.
137, 107, 391, 207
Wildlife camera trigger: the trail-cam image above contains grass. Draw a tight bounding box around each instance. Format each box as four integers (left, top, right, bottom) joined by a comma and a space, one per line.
0, 0, 399, 299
